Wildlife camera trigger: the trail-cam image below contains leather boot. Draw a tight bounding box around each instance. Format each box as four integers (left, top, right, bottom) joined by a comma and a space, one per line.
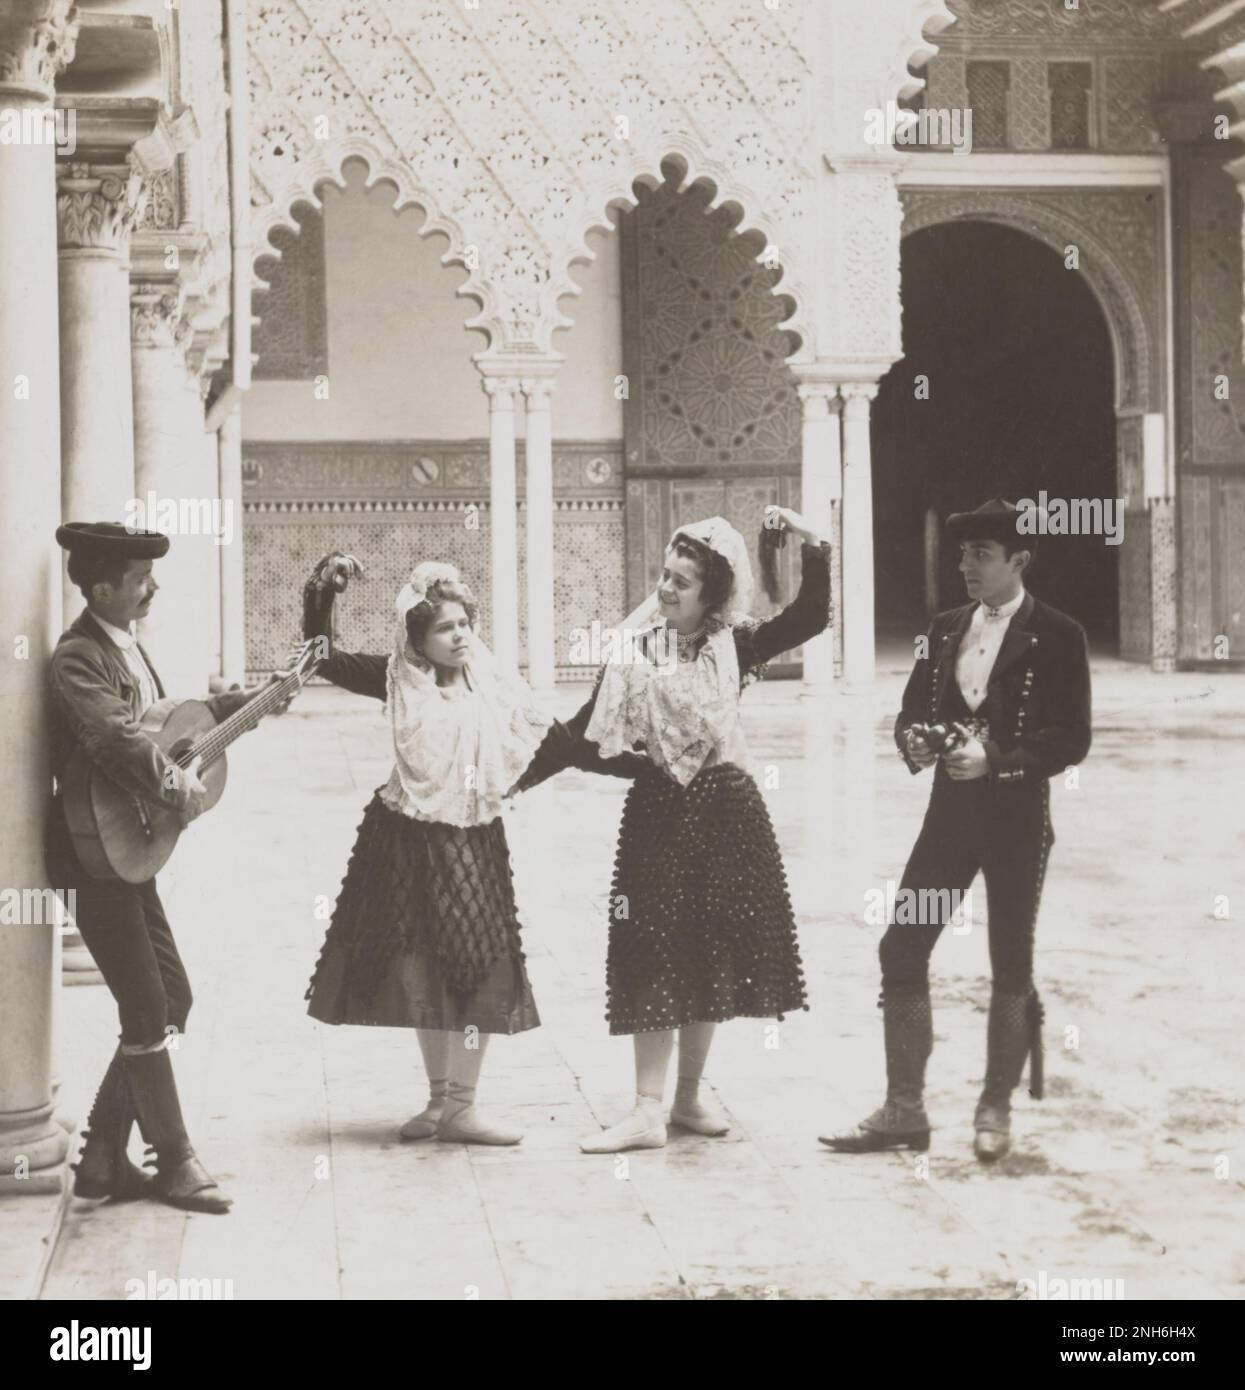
820, 989, 933, 1153
973, 988, 1041, 1162
72, 1047, 153, 1201
122, 1048, 232, 1214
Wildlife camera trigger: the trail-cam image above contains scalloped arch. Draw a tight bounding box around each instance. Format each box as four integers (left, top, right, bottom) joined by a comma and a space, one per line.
250, 137, 499, 349
901, 193, 1154, 413
550, 143, 809, 362
892, 0, 958, 103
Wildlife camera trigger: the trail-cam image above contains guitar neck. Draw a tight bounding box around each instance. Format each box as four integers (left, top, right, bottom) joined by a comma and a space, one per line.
177, 667, 311, 770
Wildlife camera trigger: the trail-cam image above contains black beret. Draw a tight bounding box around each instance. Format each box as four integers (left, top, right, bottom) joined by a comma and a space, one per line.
945, 496, 1042, 549
55, 521, 170, 560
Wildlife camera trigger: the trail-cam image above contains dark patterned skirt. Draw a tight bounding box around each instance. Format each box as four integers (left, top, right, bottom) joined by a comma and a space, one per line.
306, 792, 539, 1035
605, 764, 809, 1035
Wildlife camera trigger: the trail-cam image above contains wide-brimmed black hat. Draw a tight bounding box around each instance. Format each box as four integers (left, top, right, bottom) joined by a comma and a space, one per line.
945, 496, 1041, 551
55, 521, 170, 560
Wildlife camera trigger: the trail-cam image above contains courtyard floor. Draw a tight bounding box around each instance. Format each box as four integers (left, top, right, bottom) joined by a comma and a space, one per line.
4, 651, 1244, 1300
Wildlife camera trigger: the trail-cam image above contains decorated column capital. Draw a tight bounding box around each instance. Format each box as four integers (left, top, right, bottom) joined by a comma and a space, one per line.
130, 280, 191, 354
518, 376, 556, 412
0, 0, 78, 104
57, 161, 147, 256
794, 378, 841, 421
839, 381, 880, 418
481, 375, 521, 411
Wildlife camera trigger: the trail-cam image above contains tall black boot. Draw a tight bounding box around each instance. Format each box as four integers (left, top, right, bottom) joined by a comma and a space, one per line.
72, 1047, 152, 1201
820, 989, 933, 1153
973, 987, 1040, 1162
121, 1048, 232, 1214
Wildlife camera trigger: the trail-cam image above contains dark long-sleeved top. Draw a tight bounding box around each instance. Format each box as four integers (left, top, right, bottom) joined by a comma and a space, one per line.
514, 540, 833, 794
303, 577, 390, 701
893, 591, 1092, 786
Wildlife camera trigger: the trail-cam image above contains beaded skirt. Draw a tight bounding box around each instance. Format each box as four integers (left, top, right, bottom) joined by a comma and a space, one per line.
605, 764, 809, 1035
305, 792, 539, 1034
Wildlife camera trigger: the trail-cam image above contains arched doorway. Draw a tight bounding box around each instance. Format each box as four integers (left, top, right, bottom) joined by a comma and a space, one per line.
873, 220, 1119, 649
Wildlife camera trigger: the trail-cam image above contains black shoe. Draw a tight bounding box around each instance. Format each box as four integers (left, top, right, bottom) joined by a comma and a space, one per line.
122, 1048, 233, 1215
147, 1149, 233, 1214
819, 1103, 930, 1153
973, 1102, 1011, 1163
820, 1125, 931, 1154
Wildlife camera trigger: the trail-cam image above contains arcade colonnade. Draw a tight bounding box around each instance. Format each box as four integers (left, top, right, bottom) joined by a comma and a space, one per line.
0, 0, 954, 1189
0, 0, 1207, 1190
0, 0, 242, 1190
242, 0, 972, 696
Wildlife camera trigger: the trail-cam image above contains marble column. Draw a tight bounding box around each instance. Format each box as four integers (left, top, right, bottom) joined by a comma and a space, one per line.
795, 379, 841, 697
520, 375, 556, 697
839, 383, 879, 690
57, 160, 146, 626
130, 283, 217, 695
218, 407, 247, 685
482, 375, 520, 671
1142, 412, 1176, 674
0, 0, 78, 1195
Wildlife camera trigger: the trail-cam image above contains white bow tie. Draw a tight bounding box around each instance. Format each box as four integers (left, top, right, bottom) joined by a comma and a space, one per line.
983, 604, 1006, 620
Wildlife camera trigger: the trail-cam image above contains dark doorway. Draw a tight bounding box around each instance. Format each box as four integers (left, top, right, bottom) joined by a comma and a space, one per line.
872, 220, 1119, 646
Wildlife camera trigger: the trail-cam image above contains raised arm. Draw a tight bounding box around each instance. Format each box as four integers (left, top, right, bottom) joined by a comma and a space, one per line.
737, 539, 832, 672
303, 554, 388, 701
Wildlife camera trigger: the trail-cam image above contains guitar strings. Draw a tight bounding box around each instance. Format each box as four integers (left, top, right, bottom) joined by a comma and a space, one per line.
173, 665, 311, 769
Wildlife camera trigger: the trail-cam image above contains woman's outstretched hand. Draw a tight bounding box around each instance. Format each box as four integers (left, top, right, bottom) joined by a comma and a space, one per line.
764, 505, 823, 547
312, 552, 366, 593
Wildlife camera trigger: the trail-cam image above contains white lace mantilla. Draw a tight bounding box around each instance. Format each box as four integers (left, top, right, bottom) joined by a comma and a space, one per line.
585, 623, 747, 788
381, 632, 551, 827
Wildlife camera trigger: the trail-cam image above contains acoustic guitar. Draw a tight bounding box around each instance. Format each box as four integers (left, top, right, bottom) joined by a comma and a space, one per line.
62, 641, 322, 884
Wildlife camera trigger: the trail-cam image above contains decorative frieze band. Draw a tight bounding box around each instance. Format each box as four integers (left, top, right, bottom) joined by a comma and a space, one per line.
240, 439, 625, 503
242, 497, 626, 516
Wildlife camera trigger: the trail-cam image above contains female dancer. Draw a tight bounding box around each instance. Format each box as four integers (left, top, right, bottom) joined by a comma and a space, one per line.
513, 506, 831, 1152
300, 553, 557, 1144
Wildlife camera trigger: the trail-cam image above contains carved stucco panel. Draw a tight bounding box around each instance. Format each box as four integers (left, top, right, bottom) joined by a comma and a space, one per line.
247, 0, 953, 359
944, 0, 1176, 40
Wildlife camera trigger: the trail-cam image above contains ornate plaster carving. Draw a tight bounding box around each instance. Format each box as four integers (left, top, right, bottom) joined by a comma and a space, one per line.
56, 161, 147, 254
246, 1, 955, 359
0, 0, 78, 101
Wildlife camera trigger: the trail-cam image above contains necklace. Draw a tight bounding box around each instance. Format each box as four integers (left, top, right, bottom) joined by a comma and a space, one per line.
674, 623, 708, 662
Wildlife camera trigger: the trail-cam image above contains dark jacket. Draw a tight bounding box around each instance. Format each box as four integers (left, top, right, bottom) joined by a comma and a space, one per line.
48, 610, 252, 815
894, 591, 1092, 787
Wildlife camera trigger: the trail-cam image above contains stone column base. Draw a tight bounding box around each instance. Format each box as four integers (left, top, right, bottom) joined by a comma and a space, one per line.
0, 1100, 70, 1193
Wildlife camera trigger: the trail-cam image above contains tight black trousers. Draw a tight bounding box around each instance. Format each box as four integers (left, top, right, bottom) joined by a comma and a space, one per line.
878, 770, 1053, 998
46, 803, 192, 1049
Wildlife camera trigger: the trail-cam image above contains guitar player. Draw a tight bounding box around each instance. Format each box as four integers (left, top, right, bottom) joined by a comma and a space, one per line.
47, 521, 263, 1213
